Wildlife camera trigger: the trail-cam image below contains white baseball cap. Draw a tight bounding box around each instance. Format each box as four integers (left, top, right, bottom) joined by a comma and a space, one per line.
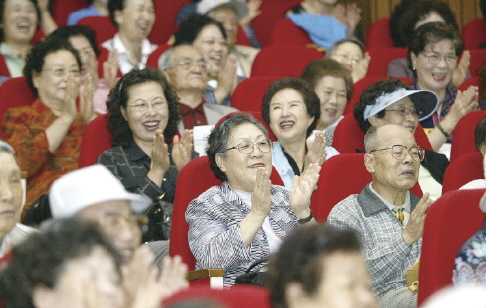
197, 0, 249, 20
363, 88, 439, 121
50, 165, 151, 218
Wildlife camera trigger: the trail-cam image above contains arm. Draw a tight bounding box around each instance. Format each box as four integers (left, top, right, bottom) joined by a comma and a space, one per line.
213, 54, 238, 105
37, 0, 58, 35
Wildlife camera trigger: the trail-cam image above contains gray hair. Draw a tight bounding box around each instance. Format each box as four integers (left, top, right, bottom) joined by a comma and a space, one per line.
326, 38, 365, 58
364, 126, 379, 153
158, 48, 173, 72
0, 140, 15, 155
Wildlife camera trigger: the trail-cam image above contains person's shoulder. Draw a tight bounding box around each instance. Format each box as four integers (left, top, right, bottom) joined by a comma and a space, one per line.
233, 45, 260, 57
203, 103, 238, 113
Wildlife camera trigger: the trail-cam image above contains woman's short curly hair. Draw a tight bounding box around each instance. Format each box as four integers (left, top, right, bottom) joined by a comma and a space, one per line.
23, 37, 82, 98
173, 14, 227, 46
106, 68, 181, 146
354, 78, 410, 133
207, 113, 269, 182
262, 77, 321, 138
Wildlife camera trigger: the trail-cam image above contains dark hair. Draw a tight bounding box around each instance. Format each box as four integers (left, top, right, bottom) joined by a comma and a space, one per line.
0, 218, 121, 308
174, 14, 227, 46
475, 117, 486, 152
23, 37, 82, 98
108, 0, 124, 27
262, 77, 320, 138
390, 0, 421, 47
482, 0, 486, 19
0, 0, 40, 41
407, 22, 463, 77
49, 25, 101, 56
326, 38, 365, 58
107, 68, 181, 146
207, 113, 269, 181
354, 78, 410, 133
399, 0, 458, 48
267, 223, 361, 308
301, 58, 354, 100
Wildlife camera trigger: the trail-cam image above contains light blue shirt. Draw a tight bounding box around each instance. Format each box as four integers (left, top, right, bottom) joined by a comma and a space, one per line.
272, 141, 339, 189
67, 4, 101, 25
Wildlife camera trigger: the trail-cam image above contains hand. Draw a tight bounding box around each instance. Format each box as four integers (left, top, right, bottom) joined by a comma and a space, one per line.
289, 163, 321, 218
239, 0, 262, 30
352, 51, 370, 83
403, 193, 432, 245
448, 85, 479, 123
172, 129, 194, 171
305, 131, 327, 167
452, 50, 470, 88
36, 0, 49, 12
214, 53, 238, 104
103, 49, 119, 89
343, 3, 362, 37
79, 73, 95, 123
60, 74, 79, 121
149, 130, 170, 180
250, 167, 272, 218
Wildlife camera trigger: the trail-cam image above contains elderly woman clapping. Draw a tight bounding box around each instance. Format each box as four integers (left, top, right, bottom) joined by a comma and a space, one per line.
186, 113, 320, 287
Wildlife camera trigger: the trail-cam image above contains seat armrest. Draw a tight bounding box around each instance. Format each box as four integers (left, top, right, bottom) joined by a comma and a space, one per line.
187, 269, 225, 289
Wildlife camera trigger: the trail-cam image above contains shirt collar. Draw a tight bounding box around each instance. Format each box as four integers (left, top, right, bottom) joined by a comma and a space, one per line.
123, 140, 149, 161
368, 183, 411, 213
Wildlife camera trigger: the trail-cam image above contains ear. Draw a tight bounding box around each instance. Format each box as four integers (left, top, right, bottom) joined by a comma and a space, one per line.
308, 115, 315, 128
285, 282, 311, 308
32, 71, 41, 89
215, 154, 227, 173
32, 285, 55, 308
410, 52, 418, 70
120, 106, 128, 121
162, 70, 172, 84
368, 115, 384, 128
364, 153, 375, 174
114, 9, 124, 27
481, 145, 486, 158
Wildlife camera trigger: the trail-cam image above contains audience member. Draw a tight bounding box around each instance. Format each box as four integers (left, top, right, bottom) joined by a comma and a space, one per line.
261, 77, 337, 189
387, 0, 471, 88
326, 38, 370, 83
459, 117, 486, 189
158, 44, 237, 131
286, 0, 362, 49
389, 0, 420, 47
408, 22, 478, 155
198, 0, 259, 78
327, 124, 432, 307
422, 285, 486, 308
301, 58, 353, 146
267, 223, 378, 308
67, 0, 109, 25
174, 14, 238, 106
103, 0, 157, 75
0, 141, 37, 259
186, 113, 320, 287
354, 78, 447, 200
0, 37, 94, 212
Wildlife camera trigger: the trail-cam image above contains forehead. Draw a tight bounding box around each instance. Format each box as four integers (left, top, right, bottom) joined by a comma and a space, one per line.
211, 6, 238, 19
5, 0, 36, 9
43, 49, 78, 66
316, 76, 346, 90
335, 42, 362, 55
127, 81, 164, 98
424, 39, 456, 52
228, 122, 266, 142
0, 152, 20, 172
377, 126, 416, 147
123, 0, 153, 9
69, 35, 93, 50
271, 88, 304, 102
173, 45, 203, 61
198, 24, 224, 39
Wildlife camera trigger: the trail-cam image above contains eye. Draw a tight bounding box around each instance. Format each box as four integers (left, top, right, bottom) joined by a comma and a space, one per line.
153, 101, 166, 108
239, 142, 251, 150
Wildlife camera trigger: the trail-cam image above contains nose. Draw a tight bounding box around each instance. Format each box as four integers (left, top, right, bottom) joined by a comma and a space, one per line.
0, 180, 13, 203
328, 92, 338, 105
249, 143, 264, 157
281, 104, 290, 117
436, 56, 448, 67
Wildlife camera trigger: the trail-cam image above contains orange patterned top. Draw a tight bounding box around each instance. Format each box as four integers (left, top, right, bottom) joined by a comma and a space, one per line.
1, 99, 86, 214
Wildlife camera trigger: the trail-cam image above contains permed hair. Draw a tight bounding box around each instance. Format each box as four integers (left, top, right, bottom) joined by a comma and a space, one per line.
49, 25, 101, 57
174, 14, 227, 46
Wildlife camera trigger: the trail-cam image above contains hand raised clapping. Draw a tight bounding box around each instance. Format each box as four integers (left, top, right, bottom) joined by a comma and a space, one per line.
289, 163, 321, 218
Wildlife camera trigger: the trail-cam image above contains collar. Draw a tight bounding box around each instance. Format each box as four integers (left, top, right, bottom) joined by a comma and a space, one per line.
123, 140, 149, 162
180, 102, 205, 115
272, 142, 294, 175
368, 183, 411, 213
111, 34, 155, 58
357, 184, 420, 217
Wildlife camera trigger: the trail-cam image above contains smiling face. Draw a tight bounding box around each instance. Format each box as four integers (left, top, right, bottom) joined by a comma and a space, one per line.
115, 0, 155, 41
329, 42, 364, 73
411, 39, 457, 93
2, 0, 38, 45
313, 76, 347, 129
69, 35, 97, 76
0, 152, 23, 240
192, 24, 228, 78
210, 6, 238, 48
370, 97, 419, 134
165, 45, 208, 94
216, 123, 272, 192
120, 81, 169, 147
269, 88, 314, 144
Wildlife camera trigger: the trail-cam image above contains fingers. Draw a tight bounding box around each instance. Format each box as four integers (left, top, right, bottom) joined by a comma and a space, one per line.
414, 192, 432, 215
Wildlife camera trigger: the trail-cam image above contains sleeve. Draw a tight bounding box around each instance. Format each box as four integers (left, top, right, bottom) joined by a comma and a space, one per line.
387, 58, 413, 78
186, 196, 252, 269
1, 108, 52, 179
244, 25, 261, 49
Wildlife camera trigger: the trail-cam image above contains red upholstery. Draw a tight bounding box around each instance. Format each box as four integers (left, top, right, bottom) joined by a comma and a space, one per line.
169, 156, 283, 273
30, 28, 45, 45
365, 48, 408, 77
311, 153, 423, 222
417, 189, 485, 305
343, 77, 413, 115
469, 49, 486, 77
250, 45, 323, 77
52, 0, 86, 26
77, 16, 118, 46
78, 114, 112, 168
450, 110, 486, 162
458, 76, 481, 99
333, 113, 433, 154
148, 0, 191, 45
442, 152, 484, 194
0, 77, 36, 120
231, 76, 280, 112
364, 18, 394, 50
146, 44, 172, 69
271, 18, 312, 46
0, 54, 10, 77
236, 26, 252, 46
462, 18, 486, 50
163, 285, 271, 308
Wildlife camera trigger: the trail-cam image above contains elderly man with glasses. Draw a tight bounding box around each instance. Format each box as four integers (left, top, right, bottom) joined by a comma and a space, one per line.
327, 124, 432, 308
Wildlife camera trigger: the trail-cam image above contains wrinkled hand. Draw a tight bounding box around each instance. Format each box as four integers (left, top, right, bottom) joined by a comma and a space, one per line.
151, 130, 170, 175
343, 3, 362, 37
104, 49, 119, 89
448, 85, 479, 123
452, 50, 470, 88
217, 53, 238, 93
250, 167, 272, 217
289, 163, 321, 217
172, 129, 194, 171
239, 0, 262, 29
352, 51, 370, 83
79, 73, 95, 123
305, 131, 327, 167
403, 193, 432, 245
60, 74, 79, 121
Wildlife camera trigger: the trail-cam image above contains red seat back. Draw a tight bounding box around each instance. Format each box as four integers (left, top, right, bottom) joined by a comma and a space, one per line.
231, 76, 280, 112
418, 189, 485, 305
0, 77, 36, 120
366, 48, 408, 77
250, 45, 323, 77
149, 0, 191, 45
271, 18, 312, 46
0, 54, 10, 77
364, 18, 394, 50
77, 16, 118, 46
450, 110, 486, 162
78, 114, 112, 168
442, 152, 484, 194
146, 44, 172, 69
462, 18, 486, 50
469, 49, 486, 77
52, 0, 86, 26
458, 76, 482, 99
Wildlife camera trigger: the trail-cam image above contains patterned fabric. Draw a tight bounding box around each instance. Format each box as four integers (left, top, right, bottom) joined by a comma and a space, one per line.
180, 103, 208, 129
186, 182, 298, 287
1, 99, 85, 210
327, 184, 421, 298
453, 217, 486, 284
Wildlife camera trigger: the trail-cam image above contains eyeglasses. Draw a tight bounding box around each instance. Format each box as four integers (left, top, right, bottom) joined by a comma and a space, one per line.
127, 100, 167, 113
176, 59, 208, 71
369, 145, 425, 162
421, 52, 458, 66
223, 140, 273, 154
385, 106, 423, 118
43, 66, 81, 78
333, 53, 362, 65
99, 213, 148, 233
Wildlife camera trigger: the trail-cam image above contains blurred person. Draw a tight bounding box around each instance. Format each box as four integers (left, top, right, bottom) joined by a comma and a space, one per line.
187, 113, 320, 287
267, 223, 378, 308
326, 38, 370, 83
389, 0, 420, 47
67, 0, 109, 25
421, 285, 486, 308
459, 117, 486, 189
327, 124, 433, 308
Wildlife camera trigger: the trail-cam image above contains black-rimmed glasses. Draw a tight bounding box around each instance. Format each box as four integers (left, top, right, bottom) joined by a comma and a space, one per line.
369, 145, 425, 161
223, 140, 272, 154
